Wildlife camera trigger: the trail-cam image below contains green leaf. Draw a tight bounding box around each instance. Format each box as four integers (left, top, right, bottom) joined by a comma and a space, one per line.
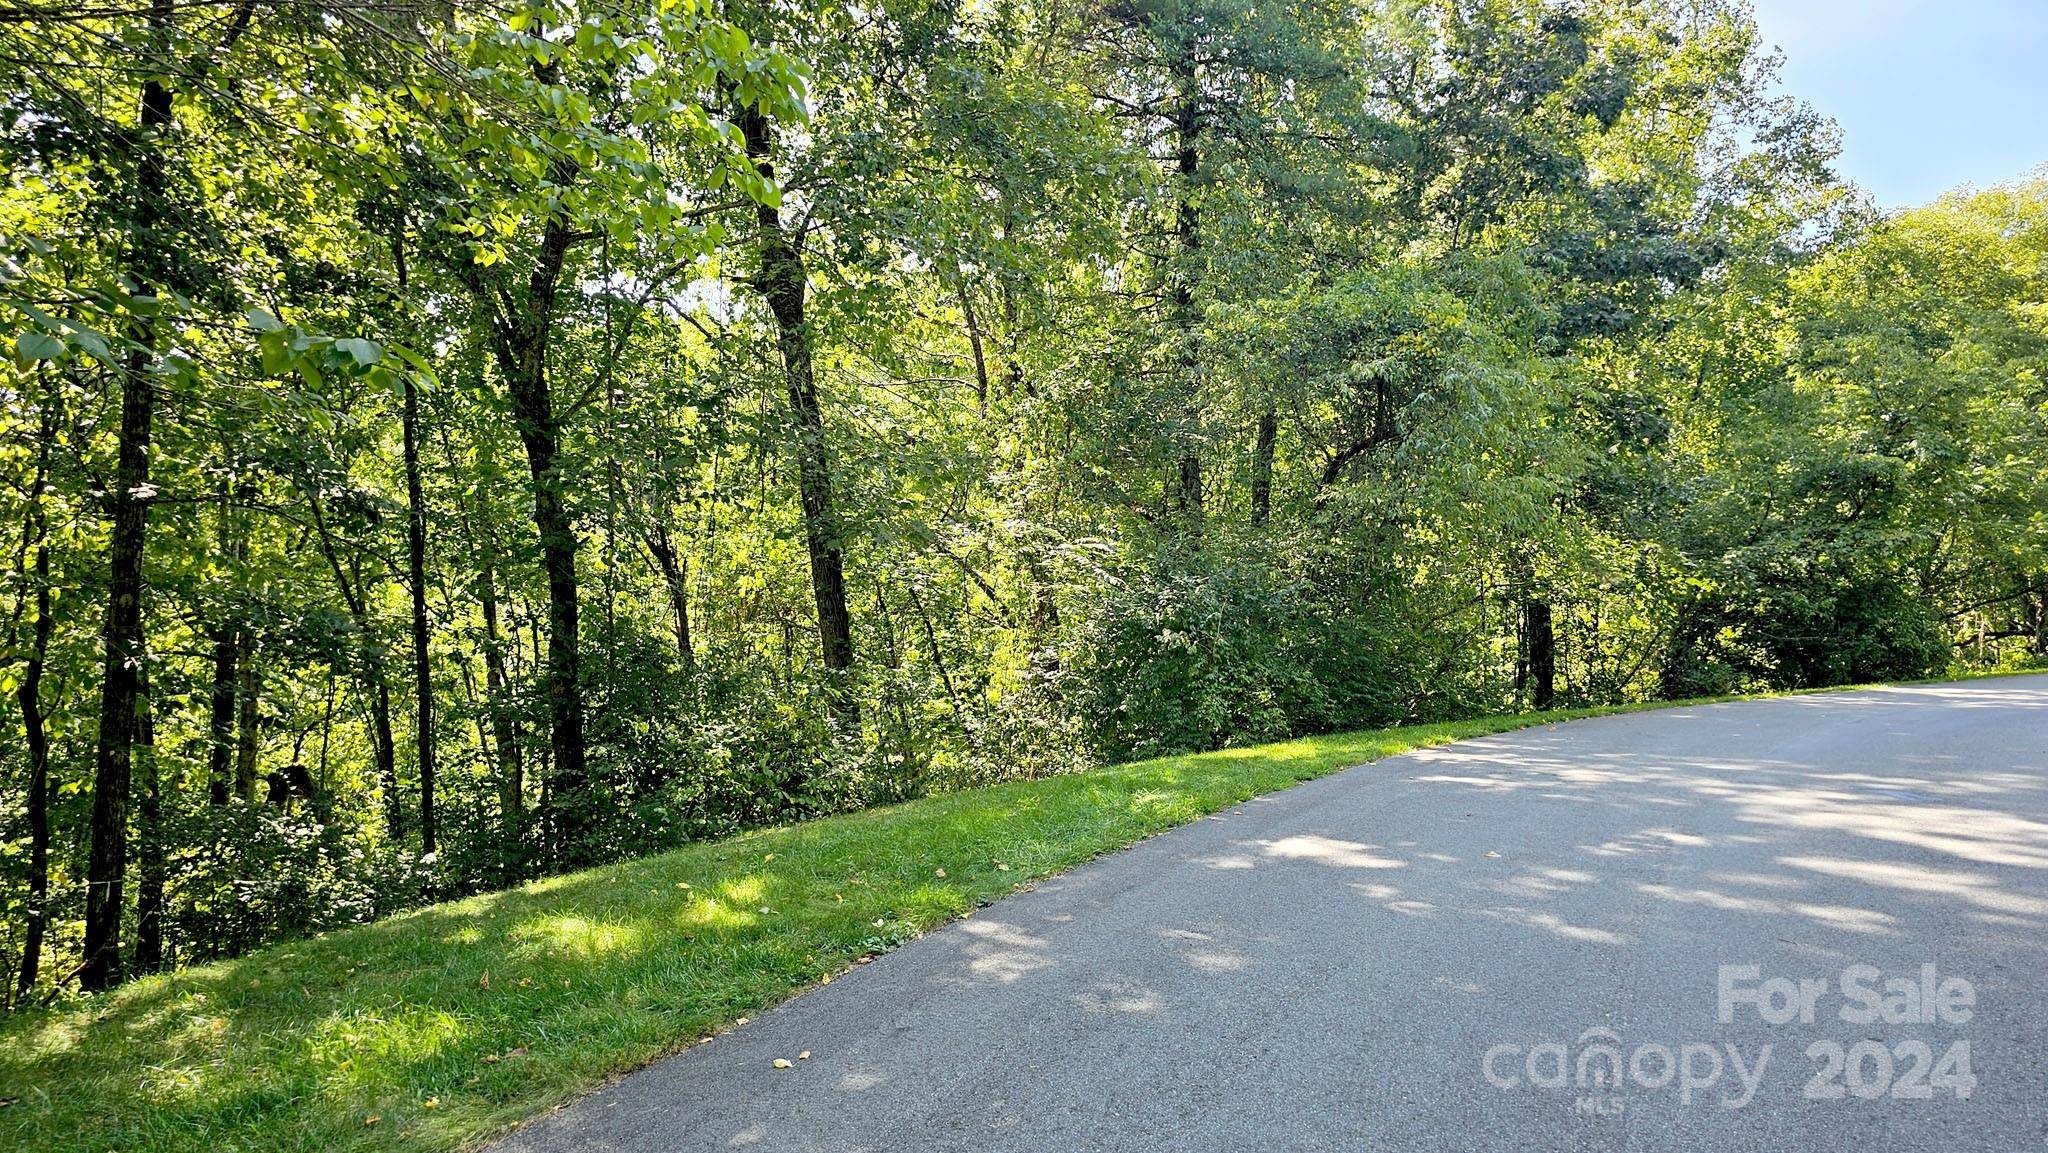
246, 306, 285, 332
15, 331, 64, 360
335, 337, 382, 367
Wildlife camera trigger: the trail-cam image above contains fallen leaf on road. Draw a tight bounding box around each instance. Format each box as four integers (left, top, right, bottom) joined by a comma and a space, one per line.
773, 1058, 793, 1069
1484, 851, 1501, 858
798, 1051, 811, 1060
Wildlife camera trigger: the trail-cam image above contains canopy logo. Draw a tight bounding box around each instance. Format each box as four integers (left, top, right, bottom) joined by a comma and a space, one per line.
1480, 963, 1979, 1114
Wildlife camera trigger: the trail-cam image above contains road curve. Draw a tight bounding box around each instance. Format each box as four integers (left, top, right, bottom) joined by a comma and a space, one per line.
494, 676, 2048, 1152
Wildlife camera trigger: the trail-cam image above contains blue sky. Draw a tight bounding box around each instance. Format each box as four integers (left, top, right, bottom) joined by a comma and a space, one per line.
1748, 0, 2048, 208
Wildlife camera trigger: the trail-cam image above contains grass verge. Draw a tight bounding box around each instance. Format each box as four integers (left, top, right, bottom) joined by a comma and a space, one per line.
0, 678, 2032, 1152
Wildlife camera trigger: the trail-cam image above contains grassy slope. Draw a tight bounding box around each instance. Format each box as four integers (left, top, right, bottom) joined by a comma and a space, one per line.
0, 679, 2020, 1153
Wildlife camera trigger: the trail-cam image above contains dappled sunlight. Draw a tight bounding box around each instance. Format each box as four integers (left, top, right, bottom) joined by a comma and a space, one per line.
1580, 827, 1708, 857
1075, 980, 1165, 1014
1482, 907, 1628, 945
836, 1069, 888, 1093
1344, 879, 1438, 916
1180, 947, 1251, 974
955, 919, 1053, 983
1636, 883, 1900, 936
717, 875, 769, 904
1780, 855, 2048, 919
1707, 870, 1808, 890
1488, 869, 1589, 899
1257, 834, 1405, 869
508, 914, 646, 959
1729, 789, 2048, 869
1208, 739, 1319, 762
679, 897, 762, 933
305, 1005, 470, 1081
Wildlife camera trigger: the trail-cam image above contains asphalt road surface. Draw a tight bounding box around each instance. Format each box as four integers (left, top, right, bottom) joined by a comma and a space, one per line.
495, 677, 2048, 1152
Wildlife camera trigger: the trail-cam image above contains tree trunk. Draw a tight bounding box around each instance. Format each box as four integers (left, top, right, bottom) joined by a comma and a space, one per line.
205, 494, 241, 805
133, 670, 164, 976
644, 521, 695, 669
370, 674, 400, 836
84, 0, 177, 997
13, 402, 54, 1004
902, 579, 964, 725
234, 653, 260, 801
402, 376, 437, 853
434, 417, 524, 854
302, 483, 402, 836
206, 629, 237, 805
2028, 574, 2048, 657
957, 271, 990, 410
478, 554, 524, 847
83, 73, 178, 991
1250, 408, 1277, 526
1525, 598, 1556, 711
739, 100, 858, 726
1169, 51, 1204, 520
483, 155, 591, 860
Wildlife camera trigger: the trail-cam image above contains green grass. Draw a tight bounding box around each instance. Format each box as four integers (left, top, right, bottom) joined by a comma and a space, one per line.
0, 677, 2033, 1153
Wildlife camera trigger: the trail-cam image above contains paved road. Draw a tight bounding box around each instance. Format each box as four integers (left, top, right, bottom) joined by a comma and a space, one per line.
496, 677, 2048, 1152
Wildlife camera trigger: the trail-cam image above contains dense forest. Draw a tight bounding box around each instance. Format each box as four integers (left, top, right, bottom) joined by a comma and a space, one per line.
1, 0, 2043, 1001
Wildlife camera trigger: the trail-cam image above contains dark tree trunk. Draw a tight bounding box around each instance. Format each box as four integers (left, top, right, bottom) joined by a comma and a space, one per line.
133, 672, 164, 975
13, 404, 54, 1004
644, 521, 695, 669
206, 629, 237, 805
402, 376, 436, 853
85, 0, 177, 997
433, 417, 524, 854
1169, 51, 1204, 520
1525, 598, 1556, 711
478, 555, 524, 847
371, 675, 400, 835
511, 346, 588, 856
902, 580, 963, 724
83, 353, 148, 989
1250, 408, 1277, 526
957, 272, 990, 410
2028, 574, 2048, 657
234, 653, 260, 801
205, 494, 241, 805
739, 100, 858, 726
474, 153, 591, 859
303, 484, 402, 836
